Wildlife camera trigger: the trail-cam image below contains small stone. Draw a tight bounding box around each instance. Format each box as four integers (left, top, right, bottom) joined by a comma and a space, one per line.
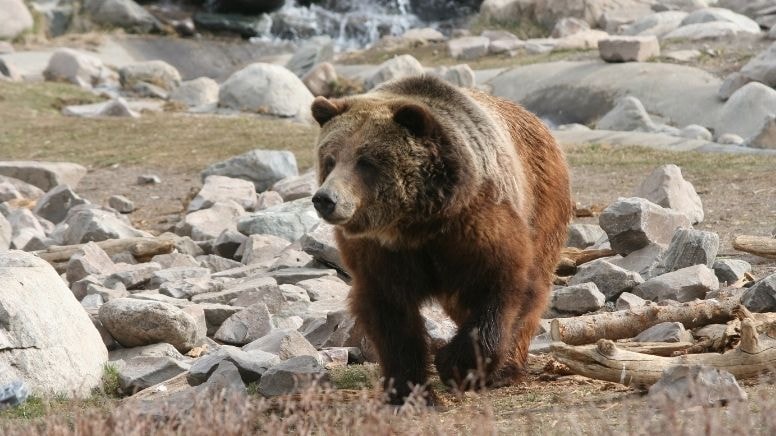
712, 259, 751, 285
599, 197, 691, 255
243, 329, 318, 360
193, 276, 282, 312
551, 17, 590, 38
214, 229, 248, 260
296, 276, 350, 302
109, 343, 186, 361
364, 54, 424, 90
447, 36, 490, 60
214, 303, 273, 345
119, 60, 181, 92
568, 259, 644, 301
300, 223, 343, 272
741, 273, 776, 313
160, 277, 216, 299
269, 267, 337, 285
634, 264, 719, 303
169, 77, 219, 108
717, 133, 745, 145
648, 366, 746, 409
610, 243, 665, 279
137, 175, 161, 185
270, 248, 313, 270
108, 195, 135, 213
615, 292, 648, 311
188, 346, 279, 385
33, 185, 89, 224
66, 242, 116, 284
301, 309, 356, 349
279, 284, 310, 303
566, 224, 606, 249
551, 282, 606, 314
599, 36, 660, 63
271, 171, 317, 202
679, 124, 712, 141
117, 356, 190, 394
201, 149, 298, 192
103, 262, 162, 290
256, 191, 284, 210
81, 293, 104, 310
653, 228, 719, 275
257, 356, 328, 397
188, 175, 257, 212
152, 253, 200, 269
318, 348, 349, 368
86, 283, 130, 302
198, 254, 243, 273
240, 234, 290, 266
199, 303, 242, 335
177, 201, 245, 241
634, 322, 692, 343
635, 165, 704, 224
149, 266, 211, 289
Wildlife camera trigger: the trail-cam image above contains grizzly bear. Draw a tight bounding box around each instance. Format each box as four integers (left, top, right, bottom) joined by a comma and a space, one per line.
310, 75, 572, 405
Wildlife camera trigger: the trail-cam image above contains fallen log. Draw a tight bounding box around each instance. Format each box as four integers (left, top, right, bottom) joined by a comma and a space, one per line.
34, 237, 175, 265
550, 297, 741, 345
556, 247, 617, 275
616, 341, 695, 357
733, 235, 776, 259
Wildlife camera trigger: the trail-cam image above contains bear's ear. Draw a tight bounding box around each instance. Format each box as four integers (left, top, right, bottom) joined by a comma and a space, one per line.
311, 97, 345, 127
393, 103, 438, 137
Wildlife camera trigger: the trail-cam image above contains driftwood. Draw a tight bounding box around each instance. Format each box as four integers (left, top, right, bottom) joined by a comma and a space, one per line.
34, 237, 175, 271
556, 247, 617, 275
733, 235, 776, 259
551, 317, 776, 387
616, 341, 695, 357
550, 297, 741, 345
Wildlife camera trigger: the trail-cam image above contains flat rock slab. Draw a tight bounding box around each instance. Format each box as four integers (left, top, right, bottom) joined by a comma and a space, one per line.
0, 161, 87, 191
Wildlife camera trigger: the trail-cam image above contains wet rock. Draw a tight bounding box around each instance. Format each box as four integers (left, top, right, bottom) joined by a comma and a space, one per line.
201, 149, 298, 192
568, 259, 644, 300
84, 0, 160, 33
634, 264, 719, 302
192, 12, 272, 38
214, 303, 273, 345
599, 197, 691, 255
634, 322, 692, 342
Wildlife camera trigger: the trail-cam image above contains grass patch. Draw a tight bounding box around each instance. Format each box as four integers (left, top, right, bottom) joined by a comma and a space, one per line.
99, 364, 121, 399
0, 81, 319, 171
329, 363, 380, 390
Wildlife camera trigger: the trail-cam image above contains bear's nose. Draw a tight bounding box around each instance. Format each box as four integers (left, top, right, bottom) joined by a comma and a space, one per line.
312, 190, 337, 218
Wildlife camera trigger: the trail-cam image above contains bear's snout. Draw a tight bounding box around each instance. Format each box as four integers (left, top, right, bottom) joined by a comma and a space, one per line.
312, 189, 337, 218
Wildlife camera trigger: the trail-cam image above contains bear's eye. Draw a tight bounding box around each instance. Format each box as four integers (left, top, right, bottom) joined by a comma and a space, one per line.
322, 156, 336, 176
356, 157, 379, 185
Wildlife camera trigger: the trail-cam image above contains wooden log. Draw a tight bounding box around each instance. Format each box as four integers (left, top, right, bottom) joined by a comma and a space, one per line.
33, 237, 175, 265
733, 235, 776, 259
616, 341, 695, 357
551, 333, 776, 387
550, 297, 741, 345
556, 247, 617, 275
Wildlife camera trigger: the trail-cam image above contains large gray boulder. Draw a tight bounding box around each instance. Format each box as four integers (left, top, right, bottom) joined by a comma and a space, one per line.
237, 197, 320, 242
634, 164, 704, 224
201, 149, 298, 192
257, 355, 328, 397
219, 63, 314, 120
599, 197, 691, 255
0, 0, 33, 40
568, 259, 644, 301
99, 298, 203, 353
715, 82, 776, 140
487, 61, 722, 128
654, 228, 719, 275
33, 184, 89, 224
634, 264, 719, 302
0, 161, 87, 192
177, 201, 245, 241
0, 251, 108, 398
43, 48, 112, 89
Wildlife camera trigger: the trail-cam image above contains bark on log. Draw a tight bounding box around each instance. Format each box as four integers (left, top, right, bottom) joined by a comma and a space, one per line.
733, 235, 776, 259
616, 341, 695, 357
34, 237, 175, 265
550, 334, 776, 387
557, 247, 617, 275
550, 297, 741, 345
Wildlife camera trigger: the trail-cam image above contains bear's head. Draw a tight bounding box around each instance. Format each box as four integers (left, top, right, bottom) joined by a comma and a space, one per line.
310, 95, 468, 243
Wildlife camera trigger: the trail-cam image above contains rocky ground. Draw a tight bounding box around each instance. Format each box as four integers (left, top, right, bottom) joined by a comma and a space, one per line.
2, 0, 776, 434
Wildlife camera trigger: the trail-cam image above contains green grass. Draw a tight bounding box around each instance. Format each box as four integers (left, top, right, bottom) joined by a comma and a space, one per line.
0, 81, 319, 171
329, 364, 380, 390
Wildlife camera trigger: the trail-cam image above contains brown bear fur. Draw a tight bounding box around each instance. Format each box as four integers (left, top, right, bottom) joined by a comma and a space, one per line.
310, 76, 572, 404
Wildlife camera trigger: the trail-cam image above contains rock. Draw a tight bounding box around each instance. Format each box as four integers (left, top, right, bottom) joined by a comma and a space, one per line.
192, 12, 272, 38
635, 164, 704, 225
402, 27, 446, 43
654, 229, 719, 275
243, 329, 318, 360
0, 215, 10, 251
189, 175, 257, 213
747, 115, 776, 149
0, 251, 108, 397
736, 42, 776, 91
240, 234, 290, 265
61, 207, 150, 245
237, 197, 320, 242
219, 63, 313, 120
188, 346, 279, 385
99, 298, 202, 352
214, 303, 273, 345
296, 276, 349, 302
62, 98, 140, 119
66, 242, 116, 284
718, 72, 750, 101
119, 60, 181, 92
149, 266, 211, 289
364, 55, 424, 90
301, 62, 338, 97
664, 21, 758, 40
567, 223, 607, 249
271, 171, 317, 202
256, 191, 284, 210
33, 185, 89, 224
86, 282, 129, 303
551, 17, 590, 38
712, 259, 751, 285
595, 96, 655, 132
177, 201, 245, 241
0, 0, 33, 40
7, 208, 47, 250
269, 267, 336, 285
634, 322, 692, 342
203, 360, 246, 395
301, 309, 355, 349
198, 303, 241, 335
439, 64, 476, 88
279, 283, 310, 303
615, 292, 648, 311
568, 259, 644, 300
599, 36, 660, 63
110, 343, 186, 362
270, 247, 311, 270
169, 77, 219, 108
103, 262, 162, 290
108, 195, 134, 213
717, 133, 745, 145
621, 11, 687, 37
680, 7, 761, 33
201, 149, 298, 192
117, 356, 190, 394
137, 174, 161, 185
300, 223, 343, 271
152, 253, 199, 269
634, 264, 719, 302
599, 197, 691, 255
648, 366, 746, 408
213, 229, 247, 260
610, 243, 661, 280
551, 282, 606, 314
257, 356, 328, 397
715, 83, 776, 140
740, 273, 776, 312
160, 277, 217, 299
447, 36, 490, 60
84, 0, 159, 33
679, 124, 712, 141
0, 161, 86, 192
285, 36, 334, 78
488, 38, 524, 55
42, 48, 110, 89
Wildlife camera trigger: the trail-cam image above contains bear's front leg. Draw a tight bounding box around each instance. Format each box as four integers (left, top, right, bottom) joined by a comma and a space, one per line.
350, 287, 431, 405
